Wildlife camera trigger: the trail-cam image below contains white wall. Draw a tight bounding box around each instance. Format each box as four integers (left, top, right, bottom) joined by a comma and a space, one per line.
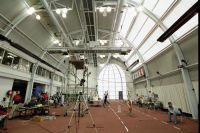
133, 29, 198, 114
0, 76, 14, 100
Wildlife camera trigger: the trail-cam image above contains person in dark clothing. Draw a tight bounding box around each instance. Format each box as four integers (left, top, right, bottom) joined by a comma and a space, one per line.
103, 92, 109, 107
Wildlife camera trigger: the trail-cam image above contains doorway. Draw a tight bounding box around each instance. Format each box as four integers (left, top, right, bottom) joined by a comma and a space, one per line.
12, 79, 28, 103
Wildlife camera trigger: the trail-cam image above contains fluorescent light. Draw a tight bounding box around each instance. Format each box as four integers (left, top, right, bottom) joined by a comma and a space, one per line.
106, 7, 112, 12
27, 7, 35, 15
36, 15, 41, 20
56, 9, 61, 14
99, 7, 104, 12
62, 13, 66, 18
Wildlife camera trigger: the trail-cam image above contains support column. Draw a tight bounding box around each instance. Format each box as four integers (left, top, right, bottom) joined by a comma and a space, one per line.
25, 63, 38, 103
172, 43, 198, 119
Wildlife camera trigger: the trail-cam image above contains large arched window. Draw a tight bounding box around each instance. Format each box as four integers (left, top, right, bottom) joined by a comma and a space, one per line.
98, 64, 127, 100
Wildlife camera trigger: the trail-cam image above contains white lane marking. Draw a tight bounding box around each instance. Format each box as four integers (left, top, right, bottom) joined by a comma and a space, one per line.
173, 126, 181, 130
109, 106, 129, 132
161, 121, 168, 125
153, 117, 158, 120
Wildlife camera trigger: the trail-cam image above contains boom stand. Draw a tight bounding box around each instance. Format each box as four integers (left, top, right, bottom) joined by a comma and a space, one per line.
66, 92, 98, 133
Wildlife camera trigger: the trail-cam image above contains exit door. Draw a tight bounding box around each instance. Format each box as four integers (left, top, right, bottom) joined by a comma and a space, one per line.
119, 91, 123, 100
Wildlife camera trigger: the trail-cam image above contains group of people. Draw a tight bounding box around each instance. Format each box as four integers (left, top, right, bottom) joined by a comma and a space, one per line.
129, 91, 182, 125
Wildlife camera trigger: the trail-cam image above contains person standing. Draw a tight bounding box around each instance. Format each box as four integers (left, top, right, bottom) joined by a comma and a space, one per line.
103, 92, 108, 107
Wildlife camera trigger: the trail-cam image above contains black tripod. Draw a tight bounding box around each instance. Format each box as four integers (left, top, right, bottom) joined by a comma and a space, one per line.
65, 92, 98, 133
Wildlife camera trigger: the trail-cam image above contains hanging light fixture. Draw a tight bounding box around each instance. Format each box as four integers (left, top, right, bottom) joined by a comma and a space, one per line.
106, 6, 112, 12
56, 9, 61, 14
62, 13, 67, 18
27, 7, 35, 15
99, 7, 104, 12
36, 15, 41, 20
62, 8, 68, 14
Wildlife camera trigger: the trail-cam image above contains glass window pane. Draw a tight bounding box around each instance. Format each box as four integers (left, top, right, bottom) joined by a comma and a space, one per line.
152, 0, 175, 18
98, 64, 127, 100
2, 51, 13, 66
163, 0, 197, 28
144, 0, 159, 11
127, 13, 148, 45
120, 7, 136, 37
0, 47, 5, 63
138, 27, 163, 55
173, 14, 198, 39
142, 39, 171, 61
11, 56, 20, 69
133, 18, 156, 48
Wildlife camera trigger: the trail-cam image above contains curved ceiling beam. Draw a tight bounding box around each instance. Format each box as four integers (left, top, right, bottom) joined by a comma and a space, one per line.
127, 0, 198, 119
41, 0, 73, 47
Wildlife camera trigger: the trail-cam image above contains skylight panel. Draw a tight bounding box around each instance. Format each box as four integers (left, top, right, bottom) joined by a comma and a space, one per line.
142, 39, 170, 61
126, 54, 138, 67
143, 0, 159, 11
124, 49, 134, 60
127, 13, 148, 45
117, 8, 127, 33
120, 7, 137, 37
163, 0, 197, 28
138, 27, 163, 55
133, 18, 156, 48
152, 0, 175, 18
130, 0, 143, 4
173, 14, 198, 39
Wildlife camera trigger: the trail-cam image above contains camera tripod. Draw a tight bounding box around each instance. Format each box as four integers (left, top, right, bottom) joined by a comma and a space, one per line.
65, 92, 98, 133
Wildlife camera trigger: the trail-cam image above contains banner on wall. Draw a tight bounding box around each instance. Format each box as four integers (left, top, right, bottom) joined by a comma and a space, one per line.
132, 67, 145, 80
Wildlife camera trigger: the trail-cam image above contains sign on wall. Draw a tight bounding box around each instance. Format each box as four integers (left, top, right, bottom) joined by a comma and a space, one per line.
133, 67, 145, 80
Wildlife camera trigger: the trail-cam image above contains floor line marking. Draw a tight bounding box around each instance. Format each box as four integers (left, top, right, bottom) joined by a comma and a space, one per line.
161, 121, 168, 125
109, 106, 129, 132
153, 117, 158, 120
173, 126, 181, 130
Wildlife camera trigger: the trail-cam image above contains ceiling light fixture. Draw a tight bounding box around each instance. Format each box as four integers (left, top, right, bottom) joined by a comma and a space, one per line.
63, 8, 68, 14
58, 43, 62, 46
62, 13, 67, 18
113, 53, 119, 58
53, 39, 59, 44
99, 55, 106, 58
99, 7, 104, 12
36, 15, 41, 20
27, 7, 35, 15
106, 6, 112, 12
56, 9, 61, 14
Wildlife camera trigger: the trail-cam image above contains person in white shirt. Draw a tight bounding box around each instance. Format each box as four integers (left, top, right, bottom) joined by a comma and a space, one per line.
167, 102, 181, 124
